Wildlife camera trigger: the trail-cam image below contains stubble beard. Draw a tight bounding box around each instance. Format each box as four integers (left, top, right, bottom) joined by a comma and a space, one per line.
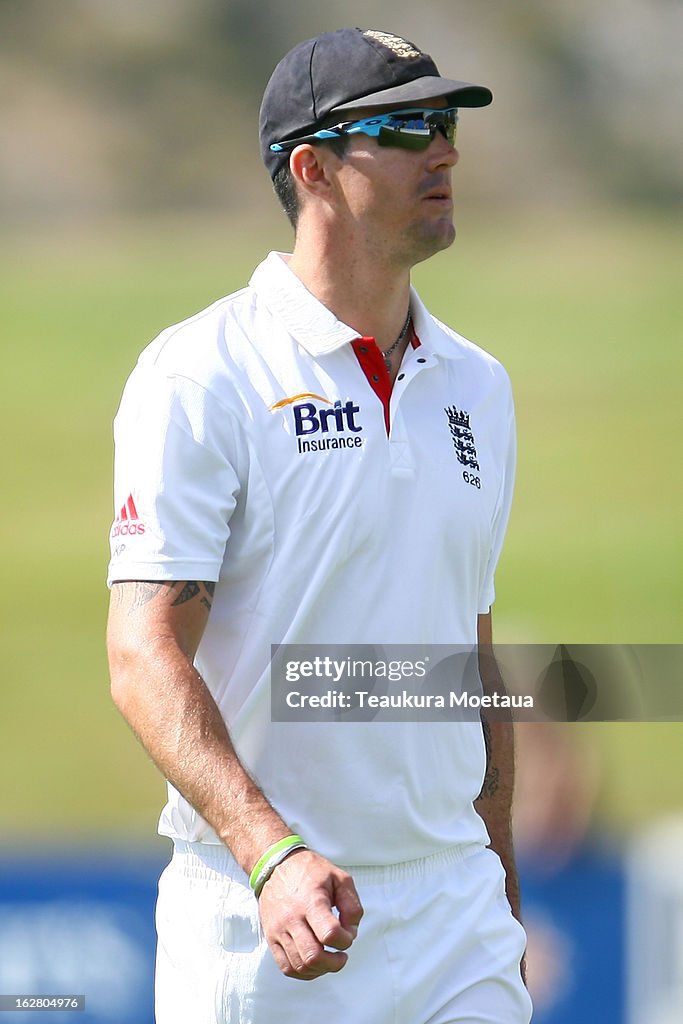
359, 203, 456, 274
400, 216, 457, 270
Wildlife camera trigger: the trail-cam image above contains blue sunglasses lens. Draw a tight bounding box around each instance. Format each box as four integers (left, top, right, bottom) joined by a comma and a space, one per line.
270, 108, 458, 153
353, 108, 458, 149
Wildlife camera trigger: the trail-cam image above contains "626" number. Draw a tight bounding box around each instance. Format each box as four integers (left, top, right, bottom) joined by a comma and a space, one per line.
462, 471, 481, 489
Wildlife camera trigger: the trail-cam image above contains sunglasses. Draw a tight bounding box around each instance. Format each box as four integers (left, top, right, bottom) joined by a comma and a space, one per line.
270, 107, 459, 154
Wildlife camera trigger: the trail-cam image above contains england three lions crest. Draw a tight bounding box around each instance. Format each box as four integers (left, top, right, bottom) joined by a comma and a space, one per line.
445, 405, 480, 471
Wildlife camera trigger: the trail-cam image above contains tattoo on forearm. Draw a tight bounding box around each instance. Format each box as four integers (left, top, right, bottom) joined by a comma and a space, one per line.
477, 716, 500, 799
481, 716, 492, 765
479, 764, 500, 799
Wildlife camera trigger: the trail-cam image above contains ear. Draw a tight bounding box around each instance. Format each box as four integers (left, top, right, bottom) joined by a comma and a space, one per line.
289, 144, 338, 201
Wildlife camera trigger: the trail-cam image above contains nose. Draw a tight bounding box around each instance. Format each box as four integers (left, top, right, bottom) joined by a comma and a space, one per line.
426, 131, 459, 170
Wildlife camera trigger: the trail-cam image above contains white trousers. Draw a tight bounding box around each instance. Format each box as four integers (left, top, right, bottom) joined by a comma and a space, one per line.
155, 840, 532, 1024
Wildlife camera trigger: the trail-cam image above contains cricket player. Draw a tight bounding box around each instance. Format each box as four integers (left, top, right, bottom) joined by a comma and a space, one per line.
107, 27, 531, 1024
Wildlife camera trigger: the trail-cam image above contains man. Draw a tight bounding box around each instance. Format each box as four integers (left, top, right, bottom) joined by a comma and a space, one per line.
107, 27, 531, 1024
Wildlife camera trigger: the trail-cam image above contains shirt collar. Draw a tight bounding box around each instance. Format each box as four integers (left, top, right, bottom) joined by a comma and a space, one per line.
249, 251, 464, 360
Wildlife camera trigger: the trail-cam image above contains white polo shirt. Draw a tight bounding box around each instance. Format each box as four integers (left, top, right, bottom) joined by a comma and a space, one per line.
108, 251, 516, 865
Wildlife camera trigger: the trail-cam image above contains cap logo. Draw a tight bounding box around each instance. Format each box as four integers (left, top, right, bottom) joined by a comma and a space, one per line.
363, 30, 421, 59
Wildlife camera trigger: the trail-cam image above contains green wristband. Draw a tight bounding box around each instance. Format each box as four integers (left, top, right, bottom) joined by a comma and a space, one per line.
249, 835, 307, 893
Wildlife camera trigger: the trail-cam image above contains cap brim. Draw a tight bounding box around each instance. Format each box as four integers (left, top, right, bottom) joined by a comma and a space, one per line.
330, 76, 492, 114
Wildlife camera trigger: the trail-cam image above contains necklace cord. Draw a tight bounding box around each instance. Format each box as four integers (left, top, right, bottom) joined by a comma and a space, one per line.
382, 310, 412, 367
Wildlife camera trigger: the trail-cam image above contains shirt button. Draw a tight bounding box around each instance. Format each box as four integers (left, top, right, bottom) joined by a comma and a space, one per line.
359, 346, 368, 353
417, 357, 427, 364
397, 373, 405, 381
372, 374, 380, 382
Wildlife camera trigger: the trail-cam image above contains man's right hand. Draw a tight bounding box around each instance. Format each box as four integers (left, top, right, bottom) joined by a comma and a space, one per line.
257, 849, 363, 980
107, 583, 363, 982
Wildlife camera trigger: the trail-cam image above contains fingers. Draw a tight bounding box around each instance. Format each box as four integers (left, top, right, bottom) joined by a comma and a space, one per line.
272, 930, 349, 980
305, 882, 361, 951
334, 873, 364, 938
307, 897, 356, 950
257, 852, 364, 981
266, 895, 354, 980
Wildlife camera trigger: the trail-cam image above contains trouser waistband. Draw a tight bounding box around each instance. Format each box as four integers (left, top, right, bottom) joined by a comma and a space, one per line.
170, 839, 484, 885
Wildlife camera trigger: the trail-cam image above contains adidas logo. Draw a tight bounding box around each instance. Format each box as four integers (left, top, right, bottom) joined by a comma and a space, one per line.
110, 494, 146, 538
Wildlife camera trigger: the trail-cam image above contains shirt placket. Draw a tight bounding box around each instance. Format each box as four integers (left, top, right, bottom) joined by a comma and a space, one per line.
351, 337, 437, 476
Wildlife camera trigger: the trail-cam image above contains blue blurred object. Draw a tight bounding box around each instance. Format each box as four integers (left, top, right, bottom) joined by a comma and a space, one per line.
0, 848, 168, 1024
520, 844, 625, 1023
0, 842, 625, 1023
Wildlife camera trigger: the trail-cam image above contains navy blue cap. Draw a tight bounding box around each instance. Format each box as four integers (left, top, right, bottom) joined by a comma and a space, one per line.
259, 28, 492, 178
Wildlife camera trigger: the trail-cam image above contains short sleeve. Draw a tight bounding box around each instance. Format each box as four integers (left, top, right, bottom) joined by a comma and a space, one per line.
478, 391, 516, 613
107, 364, 241, 586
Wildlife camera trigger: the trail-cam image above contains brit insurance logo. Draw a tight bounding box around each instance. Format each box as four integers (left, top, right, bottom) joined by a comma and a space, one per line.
270, 392, 365, 456
445, 405, 482, 490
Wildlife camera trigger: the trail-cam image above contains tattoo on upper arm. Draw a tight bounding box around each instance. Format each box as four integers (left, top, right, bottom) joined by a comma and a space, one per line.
128, 581, 169, 611
117, 580, 216, 615
170, 582, 200, 605
170, 581, 215, 611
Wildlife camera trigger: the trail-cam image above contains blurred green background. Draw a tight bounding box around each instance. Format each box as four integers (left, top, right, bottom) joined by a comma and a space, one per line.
1, 0, 681, 846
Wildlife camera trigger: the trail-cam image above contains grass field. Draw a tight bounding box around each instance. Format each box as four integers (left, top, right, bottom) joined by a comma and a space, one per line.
1, 207, 681, 842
